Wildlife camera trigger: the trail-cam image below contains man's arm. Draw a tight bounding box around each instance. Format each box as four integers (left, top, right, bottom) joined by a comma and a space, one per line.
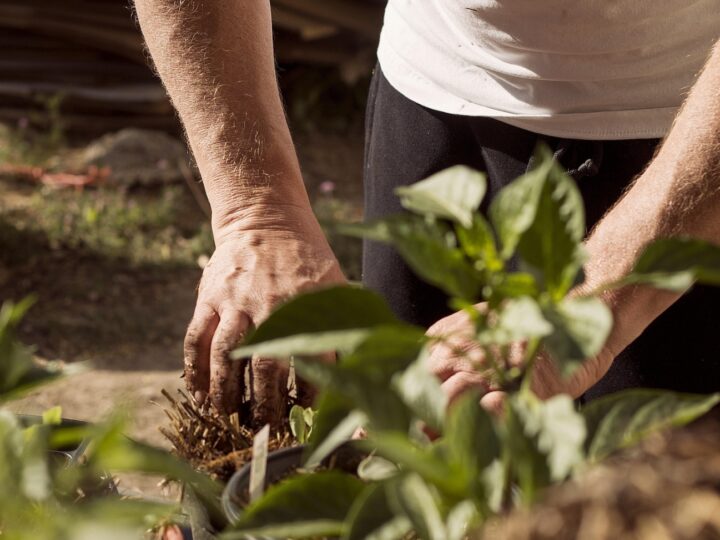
428, 41, 720, 406
557, 39, 720, 396
134, 1, 344, 419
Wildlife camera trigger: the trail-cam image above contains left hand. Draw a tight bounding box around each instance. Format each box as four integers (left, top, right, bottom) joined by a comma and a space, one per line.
426, 305, 617, 413
426, 305, 510, 415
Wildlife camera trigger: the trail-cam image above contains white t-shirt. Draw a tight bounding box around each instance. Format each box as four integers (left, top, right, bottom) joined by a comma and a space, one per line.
377, 1, 720, 140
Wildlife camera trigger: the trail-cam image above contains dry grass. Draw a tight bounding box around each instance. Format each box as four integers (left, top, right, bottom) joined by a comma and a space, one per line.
159, 389, 294, 482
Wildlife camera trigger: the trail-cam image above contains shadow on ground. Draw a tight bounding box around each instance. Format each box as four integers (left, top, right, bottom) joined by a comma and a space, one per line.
0, 211, 200, 372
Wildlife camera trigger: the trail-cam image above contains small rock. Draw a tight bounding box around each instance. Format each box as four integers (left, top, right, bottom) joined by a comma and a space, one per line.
79, 128, 192, 187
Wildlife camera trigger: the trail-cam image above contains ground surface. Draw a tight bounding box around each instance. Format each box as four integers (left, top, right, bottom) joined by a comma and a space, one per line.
0, 124, 364, 497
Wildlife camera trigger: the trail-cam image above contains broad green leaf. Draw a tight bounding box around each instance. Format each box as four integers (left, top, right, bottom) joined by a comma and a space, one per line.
478, 296, 552, 346
307, 390, 355, 457
489, 155, 551, 260
20, 424, 51, 501
289, 405, 308, 444
505, 393, 585, 502
224, 520, 345, 539
490, 146, 586, 297
236, 286, 398, 350
343, 483, 409, 540
543, 296, 613, 376
622, 238, 720, 291
341, 325, 427, 378
396, 166, 487, 228
456, 215, 502, 272
388, 473, 446, 540
582, 389, 720, 462
342, 217, 483, 300
444, 392, 500, 495
295, 361, 412, 433
363, 433, 463, 497
227, 472, 364, 538
233, 328, 375, 359
516, 168, 585, 298
446, 500, 482, 540
491, 272, 539, 301
392, 350, 447, 432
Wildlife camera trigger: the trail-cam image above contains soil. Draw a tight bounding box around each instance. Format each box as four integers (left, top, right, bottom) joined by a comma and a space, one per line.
0, 126, 365, 499
480, 412, 720, 540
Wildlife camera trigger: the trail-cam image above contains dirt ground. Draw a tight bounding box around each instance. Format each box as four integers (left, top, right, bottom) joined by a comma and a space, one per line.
0, 127, 365, 497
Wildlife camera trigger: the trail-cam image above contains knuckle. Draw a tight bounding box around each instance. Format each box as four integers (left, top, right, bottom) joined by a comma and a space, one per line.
252, 357, 279, 376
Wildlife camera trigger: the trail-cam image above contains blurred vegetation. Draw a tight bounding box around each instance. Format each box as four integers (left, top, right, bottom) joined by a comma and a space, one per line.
27, 186, 214, 266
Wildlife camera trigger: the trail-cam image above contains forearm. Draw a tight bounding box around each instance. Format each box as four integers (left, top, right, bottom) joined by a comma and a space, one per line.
134, 0, 309, 239
583, 41, 720, 361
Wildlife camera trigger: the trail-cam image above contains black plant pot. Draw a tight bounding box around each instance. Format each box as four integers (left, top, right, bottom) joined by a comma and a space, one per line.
222, 443, 365, 522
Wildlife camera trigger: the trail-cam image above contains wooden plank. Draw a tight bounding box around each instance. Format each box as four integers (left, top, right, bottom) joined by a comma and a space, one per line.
0, 7, 145, 63
272, 0, 383, 39
271, 5, 339, 41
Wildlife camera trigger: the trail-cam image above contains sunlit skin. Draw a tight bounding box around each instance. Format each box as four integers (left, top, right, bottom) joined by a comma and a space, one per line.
133, 0, 719, 417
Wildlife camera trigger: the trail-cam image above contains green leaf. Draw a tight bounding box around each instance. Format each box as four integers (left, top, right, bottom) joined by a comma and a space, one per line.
307, 390, 355, 456
444, 392, 500, 495
622, 238, 720, 291
517, 172, 585, 297
456, 215, 502, 271
227, 472, 364, 538
490, 146, 586, 297
388, 473, 446, 540
478, 296, 552, 346
543, 296, 613, 376
289, 405, 308, 444
491, 272, 539, 300
489, 154, 551, 260
233, 286, 399, 358
446, 500, 482, 540
504, 393, 585, 503
396, 166, 487, 228
341, 325, 427, 378
234, 328, 378, 360
582, 389, 720, 462
392, 349, 448, 432
295, 360, 412, 433
363, 433, 463, 497
342, 216, 483, 300
343, 482, 411, 540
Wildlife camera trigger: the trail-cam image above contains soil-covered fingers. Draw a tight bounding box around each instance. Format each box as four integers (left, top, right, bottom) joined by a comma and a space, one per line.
250, 356, 290, 430
184, 304, 219, 403
208, 310, 250, 414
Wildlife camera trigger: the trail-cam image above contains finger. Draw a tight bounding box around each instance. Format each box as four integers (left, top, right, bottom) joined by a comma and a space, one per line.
184, 303, 219, 403
440, 371, 491, 407
480, 391, 507, 416
427, 349, 480, 382
209, 310, 250, 414
251, 355, 289, 430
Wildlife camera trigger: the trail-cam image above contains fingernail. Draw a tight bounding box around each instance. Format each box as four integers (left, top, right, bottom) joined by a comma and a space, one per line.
194, 390, 207, 405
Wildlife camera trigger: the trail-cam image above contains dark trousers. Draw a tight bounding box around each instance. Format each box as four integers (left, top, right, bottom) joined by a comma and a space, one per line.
362, 67, 720, 401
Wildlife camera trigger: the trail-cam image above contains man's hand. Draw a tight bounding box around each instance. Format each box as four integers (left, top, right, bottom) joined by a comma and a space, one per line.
184, 212, 344, 424
426, 305, 617, 413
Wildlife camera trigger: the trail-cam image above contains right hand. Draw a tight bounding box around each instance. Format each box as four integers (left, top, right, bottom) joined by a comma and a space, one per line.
183, 206, 345, 426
